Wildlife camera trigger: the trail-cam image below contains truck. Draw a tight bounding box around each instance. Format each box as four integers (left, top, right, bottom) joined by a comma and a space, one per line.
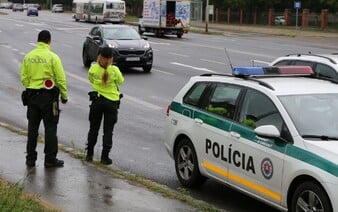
138, 0, 190, 38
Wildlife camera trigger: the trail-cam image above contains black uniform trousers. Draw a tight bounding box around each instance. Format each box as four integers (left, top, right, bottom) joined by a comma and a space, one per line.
26, 89, 59, 163
87, 96, 118, 153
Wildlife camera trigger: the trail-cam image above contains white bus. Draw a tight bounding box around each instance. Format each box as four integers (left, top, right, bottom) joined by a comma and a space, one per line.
72, 0, 126, 23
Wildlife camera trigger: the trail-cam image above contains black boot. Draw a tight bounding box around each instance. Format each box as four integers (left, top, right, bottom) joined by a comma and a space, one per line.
85, 146, 94, 162
100, 149, 112, 165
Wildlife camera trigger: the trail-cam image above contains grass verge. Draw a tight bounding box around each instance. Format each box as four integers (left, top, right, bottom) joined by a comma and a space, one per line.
0, 179, 59, 211
0, 122, 220, 211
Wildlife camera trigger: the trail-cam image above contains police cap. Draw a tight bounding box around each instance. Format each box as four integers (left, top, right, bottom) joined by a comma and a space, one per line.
100, 47, 113, 58
38, 30, 51, 43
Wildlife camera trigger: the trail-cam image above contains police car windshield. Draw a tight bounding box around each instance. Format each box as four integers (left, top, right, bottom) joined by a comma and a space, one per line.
301, 135, 338, 141
279, 93, 338, 139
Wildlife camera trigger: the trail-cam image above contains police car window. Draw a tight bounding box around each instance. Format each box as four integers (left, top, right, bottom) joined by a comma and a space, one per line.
274, 60, 292, 66
239, 89, 284, 132
314, 63, 338, 80
206, 84, 241, 119
294, 60, 315, 67
183, 82, 208, 107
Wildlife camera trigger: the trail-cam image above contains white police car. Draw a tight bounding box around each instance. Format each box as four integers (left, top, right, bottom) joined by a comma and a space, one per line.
164, 66, 338, 211
270, 53, 338, 81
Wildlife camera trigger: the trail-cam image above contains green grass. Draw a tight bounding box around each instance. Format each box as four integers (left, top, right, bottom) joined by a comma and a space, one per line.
0, 179, 55, 212
125, 15, 139, 22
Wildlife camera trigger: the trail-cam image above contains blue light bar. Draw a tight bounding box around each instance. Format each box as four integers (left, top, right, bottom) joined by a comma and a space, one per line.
232, 67, 265, 76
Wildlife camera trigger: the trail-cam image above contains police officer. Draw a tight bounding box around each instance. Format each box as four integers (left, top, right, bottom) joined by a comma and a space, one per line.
20, 30, 68, 168
86, 47, 124, 165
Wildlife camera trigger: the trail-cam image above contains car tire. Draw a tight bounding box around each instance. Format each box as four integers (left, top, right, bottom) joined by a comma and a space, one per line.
82, 48, 91, 68
177, 33, 183, 38
291, 181, 332, 212
174, 138, 206, 188
138, 25, 143, 35
143, 65, 152, 73
155, 30, 162, 38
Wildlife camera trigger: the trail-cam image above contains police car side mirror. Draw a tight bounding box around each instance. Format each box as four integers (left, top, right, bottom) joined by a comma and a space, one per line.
254, 125, 280, 138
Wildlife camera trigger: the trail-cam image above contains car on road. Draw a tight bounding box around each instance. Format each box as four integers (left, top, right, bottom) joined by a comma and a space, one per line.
164, 66, 338, 211
12, 3, 24, 12
52, 4, 64, 13
270, 53, 338, 81
27, 7, 38, 16
274, 16, 285, 25
82, 24, 153, 72
1, 2, 12, 9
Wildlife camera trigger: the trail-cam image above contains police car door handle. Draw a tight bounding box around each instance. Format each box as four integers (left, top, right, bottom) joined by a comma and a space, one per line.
230, 131, 241, 139
194, 118, 203, 125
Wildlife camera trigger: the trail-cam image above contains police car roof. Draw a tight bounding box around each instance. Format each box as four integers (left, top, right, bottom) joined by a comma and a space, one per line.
192, 74, 338, 96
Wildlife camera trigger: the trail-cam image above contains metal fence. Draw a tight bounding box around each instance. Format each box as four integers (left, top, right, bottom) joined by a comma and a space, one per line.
213, 9, 338, 29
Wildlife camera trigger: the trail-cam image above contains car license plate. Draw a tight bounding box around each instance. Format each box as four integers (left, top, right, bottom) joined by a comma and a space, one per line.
126, 57, 140, 61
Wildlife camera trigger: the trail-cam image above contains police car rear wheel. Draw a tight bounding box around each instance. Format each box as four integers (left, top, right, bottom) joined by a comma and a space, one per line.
174, 138, 206, 188
291, 181, 332, 212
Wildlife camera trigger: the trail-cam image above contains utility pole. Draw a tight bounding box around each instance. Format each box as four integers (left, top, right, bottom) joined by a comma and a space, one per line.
205, 0, 209, 32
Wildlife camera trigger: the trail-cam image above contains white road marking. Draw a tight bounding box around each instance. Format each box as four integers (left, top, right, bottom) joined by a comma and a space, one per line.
66, 72, 163, 111
153, 68, 174, 76
15, 24, 24, 27
28, 43, 36, 47
62, 43, 72, 48
168, 52, 189, 58
148, 41, 170, 45
56, 27, 89, 31
171, 62, 216, 73
200, 58, 226, 65
165, 39, 275, 59
141, 147, 151, 151
250, 59, 270, 66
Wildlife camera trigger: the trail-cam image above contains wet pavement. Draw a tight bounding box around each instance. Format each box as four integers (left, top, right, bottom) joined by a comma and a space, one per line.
0, 122, 197, 211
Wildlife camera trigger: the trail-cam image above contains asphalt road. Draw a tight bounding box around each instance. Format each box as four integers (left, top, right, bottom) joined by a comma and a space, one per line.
1, 9, 337, 211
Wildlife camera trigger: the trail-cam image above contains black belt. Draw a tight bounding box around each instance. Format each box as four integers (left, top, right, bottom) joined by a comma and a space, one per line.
26, 88, 56, 95
98, 95, 119, 103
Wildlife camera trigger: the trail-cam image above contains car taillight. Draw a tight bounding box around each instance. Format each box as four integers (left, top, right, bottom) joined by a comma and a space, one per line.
166, 105, 171, 116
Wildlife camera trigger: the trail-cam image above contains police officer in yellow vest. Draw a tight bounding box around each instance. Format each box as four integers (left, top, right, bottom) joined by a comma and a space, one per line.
86, 47, 124, 165
20, 30, 68, 168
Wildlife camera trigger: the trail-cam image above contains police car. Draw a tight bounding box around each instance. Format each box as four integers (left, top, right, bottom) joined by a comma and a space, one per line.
164, 66, 338, 211
270, 53, 338, 81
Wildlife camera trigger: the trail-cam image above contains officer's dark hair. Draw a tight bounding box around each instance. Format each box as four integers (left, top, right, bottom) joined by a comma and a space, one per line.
37, 30, 51, 43
100, 47, 113, 58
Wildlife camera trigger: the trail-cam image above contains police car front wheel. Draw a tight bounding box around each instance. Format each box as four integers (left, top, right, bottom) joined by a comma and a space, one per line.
174, 138, 206, 188
291, 181, 332, 212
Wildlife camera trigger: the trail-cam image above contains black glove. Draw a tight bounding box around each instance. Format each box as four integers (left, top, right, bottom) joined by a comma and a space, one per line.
61, 98, 68, 104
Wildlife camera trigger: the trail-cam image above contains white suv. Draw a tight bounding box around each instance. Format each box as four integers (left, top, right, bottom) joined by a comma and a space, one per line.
165, 66, 338, 211
270, 53, 338, 80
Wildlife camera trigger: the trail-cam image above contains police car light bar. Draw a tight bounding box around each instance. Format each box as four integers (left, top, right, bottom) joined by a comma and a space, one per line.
232, 66, 314, 76
277, 66, 314, 74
